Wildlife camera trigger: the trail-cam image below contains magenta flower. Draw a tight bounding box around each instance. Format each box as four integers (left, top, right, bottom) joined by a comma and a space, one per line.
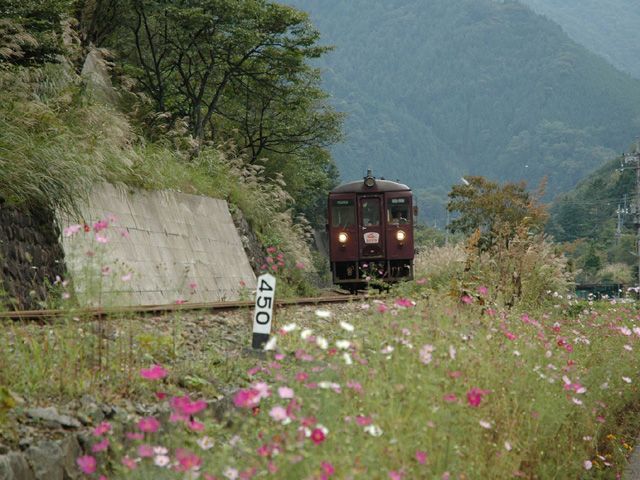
394, 298, 415, 308
466, 388, 490, 407
504, 331, 517, 340
443, 393, 458, 403
233, 388, 260, 408
125, 432, 144, 440
355, 415, 372, 426
91, 438, 109, 453
376, 303, 389, 313
76, 455, 97, 474
321, 461, 335, 477
171, 395, 207, 416
92, 421, 111, 437
121, 456, 137, 470
93, 219, 109, 233
140, 364, 168, 380
138, 444, 154, 458
175, 449, 202, 472
415, 450, 428, 464
137, 417, 160, 433
476, 285, 488, 296
310, 428, 326, 445
461, 295, 473, 304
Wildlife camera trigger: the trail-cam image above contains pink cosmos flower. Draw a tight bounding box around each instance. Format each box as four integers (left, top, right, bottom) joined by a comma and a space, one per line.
443, 393, 458, 403
96, 234, 109, 244
466, 388, 490, 407
175, 298, 186, 305
93, 220, 109, 233
346, 380, 363, 393
377, 303, 389, 313
416, 277, 427, 285
137, 416, 160, 433
269, 406, 288, 422
171, 395, 207, 416
125, 432, 144, 441
389, 471, 404, 480
63, 224, 82, 237
295, 262, 305, 269
461, 295, 473, 304
321, 461, 335, 477
175, 449, 202, 472
138, 444, 154, 458
233, 389, 260, 408
140, 364, 168, 380
504, 331, 517, 340
188, 420, 205, 431
121, 272, 132, 282
295, 372, 309, 382
91, 438, 109, 453
419, 344, 434, 365
310, 428, 326, 445
394, 298, 415, 308
121, 456, 137, 470
278, 386, 294, 399
266, 246, 277, 253
415, 450, 427, 464
476, 285, 488, 296
92, 421, 112, 437
76, 455, 97, 474
356, 415, 372, 426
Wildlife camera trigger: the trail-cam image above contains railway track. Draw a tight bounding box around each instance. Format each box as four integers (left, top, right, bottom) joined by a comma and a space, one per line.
0, 293, 362, 321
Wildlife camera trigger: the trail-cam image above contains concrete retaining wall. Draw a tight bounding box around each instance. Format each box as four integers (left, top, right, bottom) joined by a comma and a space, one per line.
60, 184, 256, 306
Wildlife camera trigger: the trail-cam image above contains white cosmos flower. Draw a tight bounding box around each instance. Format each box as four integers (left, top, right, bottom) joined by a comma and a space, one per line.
622, 376, 632, 384
364, 424, 383, 437
300, 329, 313, 340
315, 309, 331, 318
340, 321, 355, 332
153, 446, 168, 455
336, 340, 351, 350
316, 336, 328, 349
504, 441, 512, 451
479, 420, 492, 429
154, 455, 170, 467
197, 436, 215, 450
343, 353, 353, 365
282, 323, 297, 332
263, 336, 277, 351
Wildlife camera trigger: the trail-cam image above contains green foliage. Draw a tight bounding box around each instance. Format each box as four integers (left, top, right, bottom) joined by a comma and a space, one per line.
0, 0, 74, 64
447, 176, 547, 251
287, 0, 640, 222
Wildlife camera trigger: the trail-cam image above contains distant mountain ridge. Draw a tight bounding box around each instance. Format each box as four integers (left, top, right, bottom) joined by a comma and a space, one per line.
519, 0, 640, 79
286, 0, 640, 221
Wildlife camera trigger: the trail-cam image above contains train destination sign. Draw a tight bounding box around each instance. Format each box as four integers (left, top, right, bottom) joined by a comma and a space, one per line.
252, 273, 276, 349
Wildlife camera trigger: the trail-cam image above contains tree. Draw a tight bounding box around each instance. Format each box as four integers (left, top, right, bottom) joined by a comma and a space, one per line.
447, 176, 547, 250
108, 0, 338, 151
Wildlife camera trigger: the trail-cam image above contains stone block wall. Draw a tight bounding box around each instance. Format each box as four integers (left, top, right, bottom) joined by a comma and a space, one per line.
0, 200, 65, 310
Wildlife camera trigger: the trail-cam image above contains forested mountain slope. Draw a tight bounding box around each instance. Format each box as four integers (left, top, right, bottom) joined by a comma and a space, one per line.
287, 0, 640, 220
519, 0, 640, 79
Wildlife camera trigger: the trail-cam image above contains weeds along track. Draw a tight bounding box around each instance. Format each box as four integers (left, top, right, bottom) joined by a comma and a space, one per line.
0, 294, 360, 321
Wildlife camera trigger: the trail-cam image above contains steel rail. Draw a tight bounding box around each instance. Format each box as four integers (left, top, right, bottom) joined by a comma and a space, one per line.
0, 294, 362, 321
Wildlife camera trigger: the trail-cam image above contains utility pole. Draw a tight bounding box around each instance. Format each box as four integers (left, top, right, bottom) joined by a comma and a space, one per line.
624, 149, 640, 285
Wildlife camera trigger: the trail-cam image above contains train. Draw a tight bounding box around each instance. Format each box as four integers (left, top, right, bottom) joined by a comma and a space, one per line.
327, 170, 415, 291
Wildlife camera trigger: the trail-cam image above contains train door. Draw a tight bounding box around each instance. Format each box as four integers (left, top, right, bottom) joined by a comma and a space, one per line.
359, 195, 384, 258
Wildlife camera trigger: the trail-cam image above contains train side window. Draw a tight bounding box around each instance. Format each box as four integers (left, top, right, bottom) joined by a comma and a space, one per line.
388, 198, 409, 225
362, 198, 380, 226
331, 199, 355, 227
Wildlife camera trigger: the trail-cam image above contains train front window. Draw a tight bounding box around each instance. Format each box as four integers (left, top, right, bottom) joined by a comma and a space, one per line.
361, 198, 381, 226
331, 199, 355, 227
388, 198, 409, 225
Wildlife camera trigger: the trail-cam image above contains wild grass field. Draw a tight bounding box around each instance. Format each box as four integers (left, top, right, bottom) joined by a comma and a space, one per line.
2, 253, 639, 479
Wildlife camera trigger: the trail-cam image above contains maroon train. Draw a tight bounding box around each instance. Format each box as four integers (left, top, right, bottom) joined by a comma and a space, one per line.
327, 170, 415, 290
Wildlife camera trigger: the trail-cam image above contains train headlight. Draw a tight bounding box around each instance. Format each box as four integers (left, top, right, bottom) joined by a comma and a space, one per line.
396, 230, 406, 242
338, 232, 348, 244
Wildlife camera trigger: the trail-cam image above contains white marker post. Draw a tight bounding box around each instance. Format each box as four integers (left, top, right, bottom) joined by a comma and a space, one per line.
252, 273, 276, 349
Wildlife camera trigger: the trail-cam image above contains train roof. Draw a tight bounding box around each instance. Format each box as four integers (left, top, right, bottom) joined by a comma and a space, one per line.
330, 178, 411, 194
